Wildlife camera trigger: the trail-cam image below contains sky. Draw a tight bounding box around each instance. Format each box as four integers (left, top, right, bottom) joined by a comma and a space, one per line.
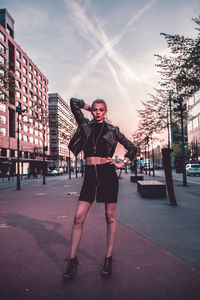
1, 0, 200, 146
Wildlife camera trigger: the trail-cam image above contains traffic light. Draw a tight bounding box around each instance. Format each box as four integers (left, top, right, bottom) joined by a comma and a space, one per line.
173, 97, 186, 113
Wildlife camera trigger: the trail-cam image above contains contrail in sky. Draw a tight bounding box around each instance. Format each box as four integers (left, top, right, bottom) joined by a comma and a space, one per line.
65, 0, 156, 98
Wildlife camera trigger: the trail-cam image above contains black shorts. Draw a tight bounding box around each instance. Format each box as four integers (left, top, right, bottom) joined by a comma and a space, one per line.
79, 163, 119, 203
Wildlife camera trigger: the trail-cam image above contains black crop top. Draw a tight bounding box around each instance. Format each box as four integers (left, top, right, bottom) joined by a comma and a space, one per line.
84, 122, 108, 158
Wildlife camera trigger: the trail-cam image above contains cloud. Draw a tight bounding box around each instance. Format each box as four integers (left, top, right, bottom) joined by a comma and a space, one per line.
64, 0, 156, 99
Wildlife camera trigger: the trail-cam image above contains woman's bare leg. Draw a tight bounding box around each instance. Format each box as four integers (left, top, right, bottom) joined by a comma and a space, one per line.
70, 201, 92, 258
105, 203, 117, 258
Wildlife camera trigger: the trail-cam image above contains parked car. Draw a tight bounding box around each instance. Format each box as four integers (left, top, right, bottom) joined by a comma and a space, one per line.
47, 168, 59, 176
185, 164, 200, 176
55, 167, 63, 175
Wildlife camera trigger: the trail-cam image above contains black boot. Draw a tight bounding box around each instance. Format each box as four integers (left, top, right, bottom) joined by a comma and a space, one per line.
101, 256, 112, 277
63, 256, 78, 280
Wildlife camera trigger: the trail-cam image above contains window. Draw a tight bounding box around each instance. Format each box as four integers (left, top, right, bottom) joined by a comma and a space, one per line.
16, 70, 21, 78
39, 140, 43, 146
39, 91, 42, 97
0, 54, 5, 64
0, 127, 6, 136
29, 82, 33, 89
24, 124, 28, 132
23, 57, 27, 65
34, 95, 38, 101
23, 115, 28, 122
16, 91, 21, 99
23, 67, 27, 74
34, 86, 38, 93
0, 115, 6, 124
16, 49, 21, 58
0, 31, 6, 42
193, 117, 199, 128
191, 102, 200, 117
29, 136, 33, 143
35, 138, 38, 145
29, 72, 33, 80
23, 135, 28, 142
43, 79, 46, 85
23, 76, 28, 84
23, 95, 28, 103
0, 42, 6, 53
29, 100, 33, 107
43, 94, 46, 100
29, 64, 33, 71
34, 69, 38, 76
16, 60, 21, 68
35, 129, 38, 136
39, 83, 42, 89
34, 78, 38, 85
29, 91, 33, 98
188, 121, 192, 131
39, 74, 42, 81
43, 86, 46, 92
16, 80, 21, 89
0, 103, 6, 112
30, 127, 33, 134
23, 86, 28, 94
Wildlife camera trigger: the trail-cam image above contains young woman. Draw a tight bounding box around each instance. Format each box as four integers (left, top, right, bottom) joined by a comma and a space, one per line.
63, 98, 137, 280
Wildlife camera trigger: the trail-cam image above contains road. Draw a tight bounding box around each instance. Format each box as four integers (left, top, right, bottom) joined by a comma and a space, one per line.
144, 169, 200, 185
0, 173, 81, 191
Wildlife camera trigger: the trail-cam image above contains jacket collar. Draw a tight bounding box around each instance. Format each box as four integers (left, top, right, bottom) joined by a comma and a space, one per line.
88, 120, 115, 130
82, 120, 115, 144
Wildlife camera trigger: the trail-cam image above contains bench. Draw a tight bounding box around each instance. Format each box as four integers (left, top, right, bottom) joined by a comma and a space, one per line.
130, 175, 144, 182
137, 180, 166, 198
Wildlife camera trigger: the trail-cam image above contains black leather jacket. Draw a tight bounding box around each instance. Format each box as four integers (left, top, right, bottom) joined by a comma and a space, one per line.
68, 98, 137, 159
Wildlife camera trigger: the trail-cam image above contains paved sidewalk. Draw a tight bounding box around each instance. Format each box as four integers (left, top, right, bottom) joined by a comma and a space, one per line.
117, 171, 200, 267
0, 174, 200, 300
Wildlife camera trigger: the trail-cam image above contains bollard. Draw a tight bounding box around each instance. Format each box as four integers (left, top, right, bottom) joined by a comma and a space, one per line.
162, 148, 177, 206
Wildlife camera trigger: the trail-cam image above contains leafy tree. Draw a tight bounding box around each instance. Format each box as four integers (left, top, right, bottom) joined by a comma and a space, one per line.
26, 98, 49, 184
0, 52, 15, 104
155, 16, 200, 97
134, 16, 200, 157
133, 89, 172, 148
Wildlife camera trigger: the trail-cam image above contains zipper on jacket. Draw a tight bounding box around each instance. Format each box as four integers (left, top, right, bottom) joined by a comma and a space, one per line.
94, 164, 99, 202
73, 136, 82, 146
82, 136, 89, 150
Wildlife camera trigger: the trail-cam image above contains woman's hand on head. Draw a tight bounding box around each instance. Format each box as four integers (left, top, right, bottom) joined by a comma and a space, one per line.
83, 103, 91, 111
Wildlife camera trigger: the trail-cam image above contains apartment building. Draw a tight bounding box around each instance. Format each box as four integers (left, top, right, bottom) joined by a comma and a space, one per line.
0, 9, 49, 176
186, 90, 200, 160
48, 93, 77, 170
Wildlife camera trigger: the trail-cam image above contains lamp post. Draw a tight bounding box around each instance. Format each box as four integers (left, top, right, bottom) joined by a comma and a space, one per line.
173, 97, 187, 186
16, 103, 26, 190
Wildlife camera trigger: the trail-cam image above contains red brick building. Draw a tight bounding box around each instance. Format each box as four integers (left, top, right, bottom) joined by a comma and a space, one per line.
0, 9, 50, 177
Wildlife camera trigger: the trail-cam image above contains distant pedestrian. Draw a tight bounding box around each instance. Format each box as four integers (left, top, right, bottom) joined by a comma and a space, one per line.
33, 168, 38, 179
131, 159, 138, 176
27, 167, 31, 179
63, 98, 137, 280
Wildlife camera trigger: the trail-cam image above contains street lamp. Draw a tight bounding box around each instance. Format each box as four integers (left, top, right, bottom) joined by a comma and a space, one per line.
16, 103, 26, 190
173, 97, 187, 186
